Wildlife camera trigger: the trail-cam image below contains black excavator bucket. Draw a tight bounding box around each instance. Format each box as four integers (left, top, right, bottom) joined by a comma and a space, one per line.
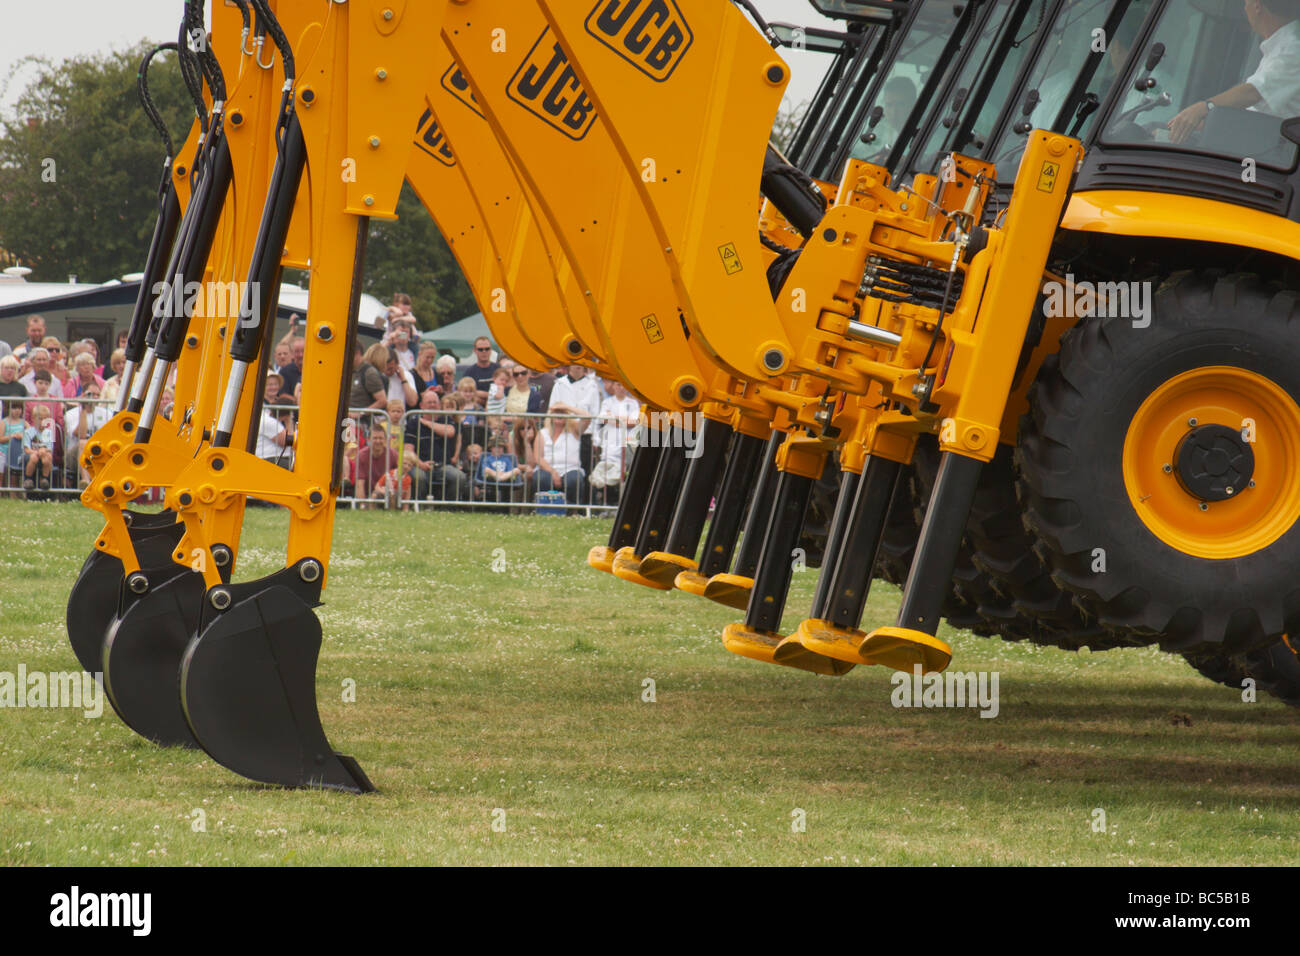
66, 514, 184, 675
180, 561, 374, 793
101, 560, 207, 748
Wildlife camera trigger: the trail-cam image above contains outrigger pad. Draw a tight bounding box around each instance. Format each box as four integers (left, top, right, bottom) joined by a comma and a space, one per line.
722, 623, 855, 676
636, 552, 698, 589
674, 569, 710, 596
860, 626, 952, 674
611, 552, 676, 591
796, 620, 952, 673
181, 579, 375, 793
102, 565, 204, 747
702, 573, 754, 611
587, 545, 616, 573
67, 516, 185, 675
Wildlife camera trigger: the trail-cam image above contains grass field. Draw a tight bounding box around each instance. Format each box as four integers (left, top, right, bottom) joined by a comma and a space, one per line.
1, 498, 1297, 866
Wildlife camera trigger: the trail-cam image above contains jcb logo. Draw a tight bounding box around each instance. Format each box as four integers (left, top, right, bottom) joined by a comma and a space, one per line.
586, 0, 693, 82
507, 29, 598, 141
441, 63, 484, 118
414, 109, 455, 167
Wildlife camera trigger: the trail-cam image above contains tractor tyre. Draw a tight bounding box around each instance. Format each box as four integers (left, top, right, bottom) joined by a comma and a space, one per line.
1242, 639, 1300, 708
1017, 272, 1300, 657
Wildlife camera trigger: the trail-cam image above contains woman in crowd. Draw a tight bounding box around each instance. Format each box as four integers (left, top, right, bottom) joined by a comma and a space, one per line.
505, 367, 542, 416
65, 351, 105, 397
412, 341, 441, 394
435, 354, 457, 395
350, 343, 390, 412
534, 415, 586, 510
42, 337, 72, 396
101, 349, 127, 403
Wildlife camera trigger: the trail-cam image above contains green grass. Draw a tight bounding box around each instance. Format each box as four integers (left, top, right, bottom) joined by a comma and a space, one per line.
1, 498, 1297, 865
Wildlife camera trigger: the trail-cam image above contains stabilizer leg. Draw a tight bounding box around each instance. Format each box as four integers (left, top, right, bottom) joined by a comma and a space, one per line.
703, 430, 782, 609
722, 462, 853, 675
588, 426, 660, 572
675, 429, 765, 595
611, 429, 689, 589
635, 416, 732, 587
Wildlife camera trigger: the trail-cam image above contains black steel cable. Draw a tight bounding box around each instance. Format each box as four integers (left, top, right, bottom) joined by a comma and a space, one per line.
137, 43, 178, 160
186, 0, 226, 103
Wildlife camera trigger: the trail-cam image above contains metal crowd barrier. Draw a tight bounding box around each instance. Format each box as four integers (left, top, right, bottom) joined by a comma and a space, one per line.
338, 407, 630, 515
0, 393, 633, 515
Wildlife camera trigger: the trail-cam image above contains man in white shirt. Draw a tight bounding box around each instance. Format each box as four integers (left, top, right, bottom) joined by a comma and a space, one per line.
547, 364, 602, 475
589, 381, 640, 503
384, 353, 419, 409
1169, 0, 1300, 143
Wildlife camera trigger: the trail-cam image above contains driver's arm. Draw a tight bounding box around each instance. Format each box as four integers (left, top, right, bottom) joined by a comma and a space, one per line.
1167, 83, 1264, 144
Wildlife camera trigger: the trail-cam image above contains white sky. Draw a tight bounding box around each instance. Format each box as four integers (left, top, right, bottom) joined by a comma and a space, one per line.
0, 1, 840, 114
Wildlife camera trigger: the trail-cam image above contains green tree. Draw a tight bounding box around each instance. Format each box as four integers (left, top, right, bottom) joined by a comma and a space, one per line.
0, 46, 194, 282
362, 182, 477, 331
771, 99, 808, 154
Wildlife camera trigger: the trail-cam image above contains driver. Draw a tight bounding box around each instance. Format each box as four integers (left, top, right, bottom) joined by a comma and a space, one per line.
1167, 0, 1300, 143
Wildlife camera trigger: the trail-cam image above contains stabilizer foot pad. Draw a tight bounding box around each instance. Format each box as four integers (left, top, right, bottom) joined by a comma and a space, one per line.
861, 626, 952, 674
674, 570, 710, 596
587, 545, 616, 573
703, 573, 754, 611
637, 551, 697, 588
722, 623, 854, 676
611, 550, 674, 590
797, 620, 952, 673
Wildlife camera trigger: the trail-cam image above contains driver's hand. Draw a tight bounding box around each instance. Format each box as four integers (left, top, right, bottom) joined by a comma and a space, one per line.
1167, 101, 1208, 145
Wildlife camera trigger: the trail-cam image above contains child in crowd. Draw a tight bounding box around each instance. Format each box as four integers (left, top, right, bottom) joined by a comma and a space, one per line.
485, 367, 512, 415
23, 408, 56, 490
3, 401, 25, 496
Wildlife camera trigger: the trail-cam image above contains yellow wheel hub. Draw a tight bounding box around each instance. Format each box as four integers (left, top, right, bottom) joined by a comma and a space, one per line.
1122, 366, 1300, 559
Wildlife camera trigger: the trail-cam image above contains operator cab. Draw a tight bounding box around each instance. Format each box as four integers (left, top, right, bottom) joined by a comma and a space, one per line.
1079, 0, 1300, 218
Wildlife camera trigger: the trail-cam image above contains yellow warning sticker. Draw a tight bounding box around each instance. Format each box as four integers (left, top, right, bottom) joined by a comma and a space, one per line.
641, 314, 664, 344
719, 242, 743, 275
1037, 161, 1060, 193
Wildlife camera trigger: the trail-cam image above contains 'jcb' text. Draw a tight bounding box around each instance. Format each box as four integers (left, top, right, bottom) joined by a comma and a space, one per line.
586, 0, 693, 81
414, 110, 455, 167
508, 29, 598, 140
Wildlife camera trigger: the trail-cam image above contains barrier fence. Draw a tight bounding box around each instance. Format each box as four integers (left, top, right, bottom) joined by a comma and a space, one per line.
0, 395, 629, 515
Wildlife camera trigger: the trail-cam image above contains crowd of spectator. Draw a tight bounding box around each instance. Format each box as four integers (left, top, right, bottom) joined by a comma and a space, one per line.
0, 296, 643, 513
333, 294, 641, 511
0, 314, 130, 493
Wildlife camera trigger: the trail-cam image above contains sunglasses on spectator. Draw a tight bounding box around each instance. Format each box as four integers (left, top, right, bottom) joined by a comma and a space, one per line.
476, 346, 491, 352
513, 371, 528, 378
